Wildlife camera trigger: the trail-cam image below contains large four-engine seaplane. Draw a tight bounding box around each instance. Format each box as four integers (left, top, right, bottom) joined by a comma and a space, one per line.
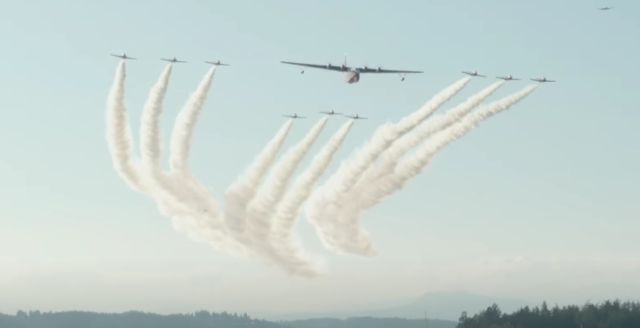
280, 57, 423, 84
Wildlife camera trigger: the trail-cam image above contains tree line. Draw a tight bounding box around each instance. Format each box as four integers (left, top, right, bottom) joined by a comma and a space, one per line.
457, 300, 640, 328
0, 310, 284, 328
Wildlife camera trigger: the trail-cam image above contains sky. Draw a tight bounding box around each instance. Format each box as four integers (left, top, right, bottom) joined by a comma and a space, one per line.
0, 0, 639, 317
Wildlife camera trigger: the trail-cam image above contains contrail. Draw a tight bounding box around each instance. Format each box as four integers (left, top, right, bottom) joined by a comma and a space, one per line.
140, 64, 173, 173
327, 76, 472, 195
355, 80, 505, 189
374, 84, 539, 204
106, 61, 144, 192
263, 120, 354, 275
169, 66, 217, 175
134, 66, 221, 221
224, 120, 294, 234
225, 118, 330, 276
318, 85, 538, 255
273, 119, 354, 238
106, 61, 541, 275
245, 117, 328, 244
127, 64, 233, 253
307, 77, 471, 254
159, 67, 224, 229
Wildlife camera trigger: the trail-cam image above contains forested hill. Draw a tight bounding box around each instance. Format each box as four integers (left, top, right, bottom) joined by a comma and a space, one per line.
287, 317, 456, 328
457, 300, 640, 328
0, 310, 458, 328
0, 310, 284, 328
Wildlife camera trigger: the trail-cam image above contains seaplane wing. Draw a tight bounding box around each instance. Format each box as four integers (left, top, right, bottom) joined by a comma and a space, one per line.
281, 60, 350, 72
357, 67, 423, 74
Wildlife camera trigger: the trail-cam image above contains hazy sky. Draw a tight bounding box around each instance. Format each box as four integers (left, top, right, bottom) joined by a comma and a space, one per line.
0, 0, 639, 316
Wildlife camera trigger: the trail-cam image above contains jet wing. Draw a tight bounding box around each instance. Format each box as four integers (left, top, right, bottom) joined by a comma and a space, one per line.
357, 67, 423, 74
281, 61, 349, 72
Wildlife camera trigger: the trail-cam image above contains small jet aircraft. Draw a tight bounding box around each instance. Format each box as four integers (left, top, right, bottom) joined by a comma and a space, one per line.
111, 53, 136, 60
320, 109, 341, 116
599, 6, 613, 10
161, 57, 187, 63
531, 76, 556, 83
344, 114, 367, 120
281, 57, 423, 84
462, 70, 486, 77
205, 60, 230, 66
497, 74, 520, 81
283, 113, 305, 119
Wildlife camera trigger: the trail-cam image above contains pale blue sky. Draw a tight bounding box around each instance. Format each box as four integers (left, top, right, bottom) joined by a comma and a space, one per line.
0, 0, 638, 315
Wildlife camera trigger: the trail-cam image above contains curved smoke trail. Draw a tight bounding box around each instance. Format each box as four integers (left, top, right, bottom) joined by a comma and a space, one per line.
140, 64, 173, 173
264, 120, 355, 276
107, 60, 541, 276
169, 66, 217, 175
324, 77, 472, 196
106, 61, 144, 192
355, 80, 505, 190
317, 85, 538, 255
307, 77, 471, 255
273, 119, 355, 238
224, 120, 294, 234
369, 84, 539, 206
245, 117, 328, 244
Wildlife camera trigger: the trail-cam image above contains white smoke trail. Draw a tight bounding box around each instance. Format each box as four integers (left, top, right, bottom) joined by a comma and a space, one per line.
273, 119, 355, 238
260, 120, 355, 276
326, 76, 472, 195
140, 64, 173, 173
245, 117, 328, 244
307, 77, 471, 254
369, 84, 539, 205
318, 85, 538, 254
162, 67, 222, 222
106, 61, 144, 192
136, 65, 236, 253
169, 66, 217, 175
224, 120, 294, 234
355, 80, 505, 190
132, 66, 221, 220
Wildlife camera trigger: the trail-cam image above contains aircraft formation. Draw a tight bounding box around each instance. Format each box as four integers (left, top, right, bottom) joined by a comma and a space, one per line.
111, 52, 558, 86
464, 70, 556, 83
110, 52, 556, 124
283, 110, 367, 120
103, 3, 617, 276
106, 57, 541, 275
110, 53, 230, 66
